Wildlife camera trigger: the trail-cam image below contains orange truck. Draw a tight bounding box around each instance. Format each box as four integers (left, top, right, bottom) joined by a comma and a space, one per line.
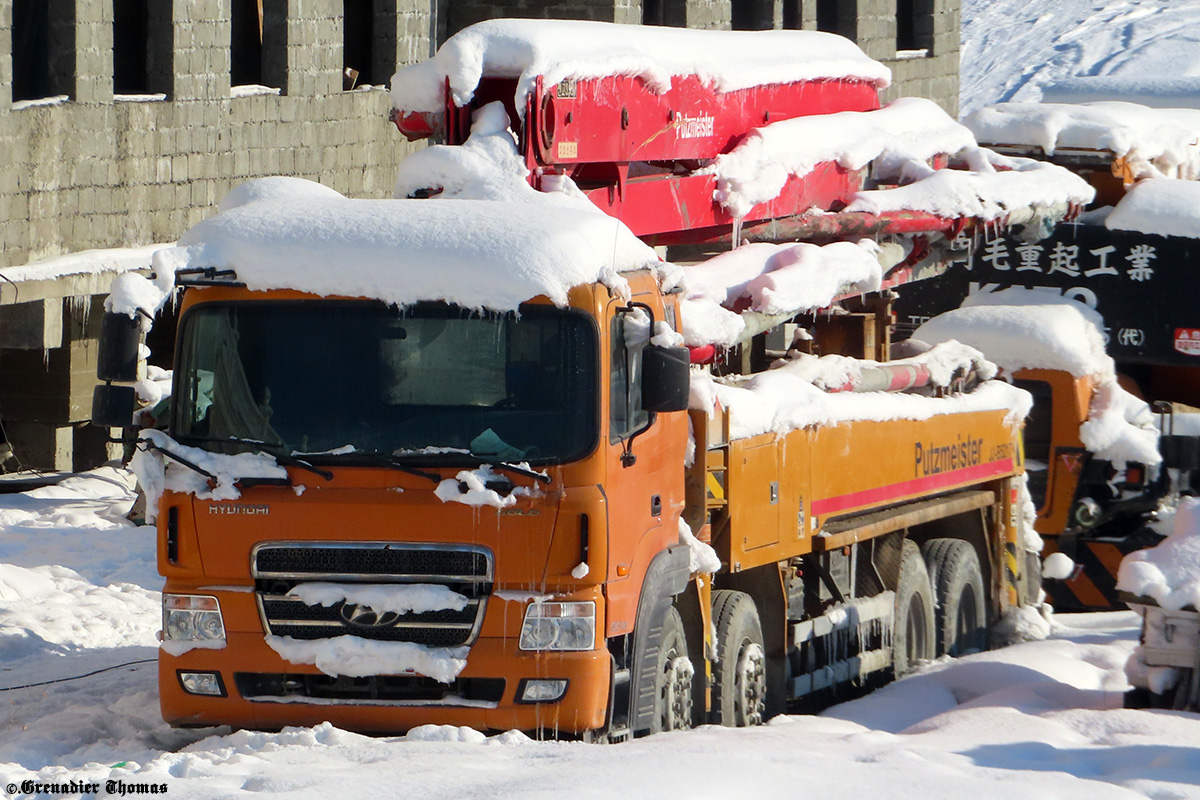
88, 21, 1085, 737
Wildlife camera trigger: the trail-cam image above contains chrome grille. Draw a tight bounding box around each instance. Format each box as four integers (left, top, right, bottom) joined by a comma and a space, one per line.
251, 542, 493, 646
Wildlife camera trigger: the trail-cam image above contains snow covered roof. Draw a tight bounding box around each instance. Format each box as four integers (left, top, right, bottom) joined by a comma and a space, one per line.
1041, 77, 1200, 110
150, 177, 657, 312
964, 101, 1200, 181
389, 19, 891, 115
1105, 178, 1200, 239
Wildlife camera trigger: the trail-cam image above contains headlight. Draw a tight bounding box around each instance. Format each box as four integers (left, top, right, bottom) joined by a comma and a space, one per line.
518, 601, 595, 651
163, 594, 226, 643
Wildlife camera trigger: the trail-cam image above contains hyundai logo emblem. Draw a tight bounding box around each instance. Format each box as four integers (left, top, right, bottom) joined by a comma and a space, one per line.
338, 603, 401, 629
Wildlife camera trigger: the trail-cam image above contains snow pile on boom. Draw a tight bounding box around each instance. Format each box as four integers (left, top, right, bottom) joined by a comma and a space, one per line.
689, 342, 1028, 442
389, 19, 891, 114
914, 288, 1160, 467
673, 239, 885, 348
714, 97, 1092, 222
965, 101, 1200, 181
145, 176, 657, 313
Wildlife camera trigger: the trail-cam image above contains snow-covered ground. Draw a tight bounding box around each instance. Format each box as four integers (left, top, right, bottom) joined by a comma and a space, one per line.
0, 471, 1198, 799
962, 0, 1200, 113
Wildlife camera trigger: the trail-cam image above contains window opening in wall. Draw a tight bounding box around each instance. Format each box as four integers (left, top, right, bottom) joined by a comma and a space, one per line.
782, 0, 802, 29
343, 0, 373, 89
732, 0, 773, 30
642, 0, 686, 27
896, 0, 934, 55
12, 0, 75, 104
231, 0, 285, 94
816, 0, 855, 40
113, 0, 172, 99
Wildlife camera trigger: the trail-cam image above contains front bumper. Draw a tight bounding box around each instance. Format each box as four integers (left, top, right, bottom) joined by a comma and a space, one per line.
160, 632, 611, 734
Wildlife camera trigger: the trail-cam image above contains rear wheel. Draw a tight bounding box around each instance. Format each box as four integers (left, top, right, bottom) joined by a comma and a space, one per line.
711, 590, 767, 727
650, 606, 694, 734
923, 538, 988, 657
893, 539, 936, 676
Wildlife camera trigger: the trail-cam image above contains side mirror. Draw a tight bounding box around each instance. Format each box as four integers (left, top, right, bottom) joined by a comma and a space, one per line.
642, 345, 690, 413
91, 384, 137, 428
97, 312, 142, 382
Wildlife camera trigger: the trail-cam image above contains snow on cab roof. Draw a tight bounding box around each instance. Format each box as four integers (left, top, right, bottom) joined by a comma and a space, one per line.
1106, 178, 1200, 239
964, 101, 1200, 181
913, 287, 1160, 468
389, 18, 892, 115
151, 177, 657, 312
913, 287, 1112, 379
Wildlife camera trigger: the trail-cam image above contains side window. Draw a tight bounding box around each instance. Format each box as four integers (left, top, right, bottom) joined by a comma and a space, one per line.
1013, 378, 1053, 510
610, 309, 651, 443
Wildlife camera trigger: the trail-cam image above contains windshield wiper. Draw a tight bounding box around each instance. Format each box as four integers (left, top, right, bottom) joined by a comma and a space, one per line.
461, 455, 552, 485
301, 451, 442, 485
179, 437, 333, 482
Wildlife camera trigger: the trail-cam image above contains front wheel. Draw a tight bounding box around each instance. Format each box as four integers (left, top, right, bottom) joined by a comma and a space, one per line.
650, 606, 694, 734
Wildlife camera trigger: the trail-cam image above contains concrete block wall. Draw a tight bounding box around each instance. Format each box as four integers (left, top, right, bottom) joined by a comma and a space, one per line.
794, 0, 959, 115
0, 0, 427, 270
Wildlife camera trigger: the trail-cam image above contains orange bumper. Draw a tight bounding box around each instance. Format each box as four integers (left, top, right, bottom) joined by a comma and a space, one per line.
161, 632, 611, 734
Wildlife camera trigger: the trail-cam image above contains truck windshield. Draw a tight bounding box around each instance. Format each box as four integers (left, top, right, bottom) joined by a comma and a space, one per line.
172, 301, 598, 465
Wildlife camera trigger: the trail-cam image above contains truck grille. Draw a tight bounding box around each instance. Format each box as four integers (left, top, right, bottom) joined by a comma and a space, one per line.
251, 542, 493, 647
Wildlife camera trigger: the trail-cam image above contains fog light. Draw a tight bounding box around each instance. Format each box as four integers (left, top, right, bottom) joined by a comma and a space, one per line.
179, 671, 226, 697
519, 679, 568, 703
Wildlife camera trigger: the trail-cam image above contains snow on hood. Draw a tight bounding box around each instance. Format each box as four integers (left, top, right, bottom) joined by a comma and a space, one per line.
149, 176, 657, 312
964, 101, 1200, 181
129, 430, 288, 523
913, 288, 1159, 468
714, 97, 975, 218
1105, 178, 1200, 239
389, 18, 891, 115
1118, 496, 1200, 611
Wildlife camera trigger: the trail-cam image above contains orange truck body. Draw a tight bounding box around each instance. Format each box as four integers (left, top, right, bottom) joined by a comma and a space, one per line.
157, 274, 1032, 735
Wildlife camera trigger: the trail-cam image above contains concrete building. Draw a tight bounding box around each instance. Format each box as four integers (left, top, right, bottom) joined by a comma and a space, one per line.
0, 0, 960, 472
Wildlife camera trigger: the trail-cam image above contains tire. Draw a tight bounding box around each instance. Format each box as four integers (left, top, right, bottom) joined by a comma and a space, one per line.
893, 539, 936, 676
923, 538, 988, 657
649, 606, 694, 734
711, 590, 767, 727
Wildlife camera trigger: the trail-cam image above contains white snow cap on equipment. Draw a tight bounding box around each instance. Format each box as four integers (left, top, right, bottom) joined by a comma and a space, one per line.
964, 101, 1200, 182
389, 18, 891, 114
151, 176, 657, 312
